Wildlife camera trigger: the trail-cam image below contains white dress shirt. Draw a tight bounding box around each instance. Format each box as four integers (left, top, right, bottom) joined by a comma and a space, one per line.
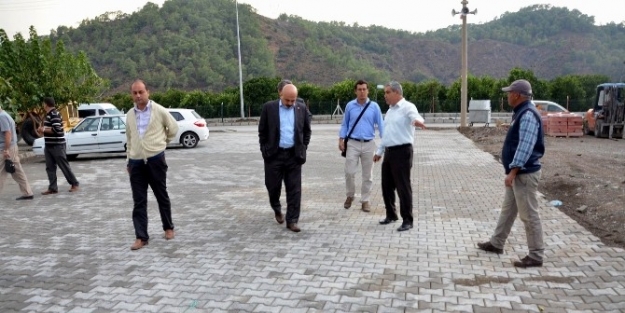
376, 98, 424, 156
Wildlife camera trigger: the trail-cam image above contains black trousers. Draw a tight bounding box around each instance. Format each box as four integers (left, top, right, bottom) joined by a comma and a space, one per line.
128, 152, 173, 241
264, 149, 302, 224
381, 144, 414, 224
44, 144, 79, 191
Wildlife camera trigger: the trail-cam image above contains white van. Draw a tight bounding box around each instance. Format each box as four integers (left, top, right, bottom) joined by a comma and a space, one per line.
78, 103, 122, 118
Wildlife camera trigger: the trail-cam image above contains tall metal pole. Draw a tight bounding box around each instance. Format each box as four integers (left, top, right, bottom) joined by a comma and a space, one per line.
460, 4, 468, 127
452, 0, 476, 127
235, 0, 244, 118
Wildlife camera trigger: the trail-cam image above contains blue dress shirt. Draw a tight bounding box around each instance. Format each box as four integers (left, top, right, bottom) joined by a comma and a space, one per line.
279, 100, 295, 148
338, 98, 384, 140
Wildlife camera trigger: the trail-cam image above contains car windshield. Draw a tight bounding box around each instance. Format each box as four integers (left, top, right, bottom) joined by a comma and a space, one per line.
191, 111, 202, 119
105, 108, 122, 115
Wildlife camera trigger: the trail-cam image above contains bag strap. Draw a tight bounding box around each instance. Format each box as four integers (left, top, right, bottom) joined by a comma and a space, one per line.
346, 101, 371, 140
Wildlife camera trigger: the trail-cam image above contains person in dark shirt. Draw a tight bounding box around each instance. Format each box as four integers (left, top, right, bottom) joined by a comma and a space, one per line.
39, 97, 80, 194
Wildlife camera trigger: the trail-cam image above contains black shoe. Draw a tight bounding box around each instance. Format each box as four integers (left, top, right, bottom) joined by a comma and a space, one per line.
379, 218, 398, 225
16, 195, 34, 200
397, 224, 413, 232
477, 241, 503, 254
513, 256, 543, 268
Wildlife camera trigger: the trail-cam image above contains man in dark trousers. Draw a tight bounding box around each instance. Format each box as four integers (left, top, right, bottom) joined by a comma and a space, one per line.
373, 81, 426, 232
477, 79, 546, 268
126, 79, 179, 250
39, 97, 80, 194
259, 83, 312, 232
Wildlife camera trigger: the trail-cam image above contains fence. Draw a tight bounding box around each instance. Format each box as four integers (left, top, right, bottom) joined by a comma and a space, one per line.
185, 97, 597, 119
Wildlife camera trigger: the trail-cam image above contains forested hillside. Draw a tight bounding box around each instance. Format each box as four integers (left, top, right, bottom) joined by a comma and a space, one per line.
45, 0, 625, 93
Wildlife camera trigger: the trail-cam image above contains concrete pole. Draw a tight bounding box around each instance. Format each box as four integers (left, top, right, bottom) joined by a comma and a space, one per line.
235, 0, 245, 118
460, 0, 468, 127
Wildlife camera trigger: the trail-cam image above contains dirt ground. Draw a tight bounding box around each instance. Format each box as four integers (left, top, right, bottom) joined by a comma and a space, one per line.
458, 126, 625, 249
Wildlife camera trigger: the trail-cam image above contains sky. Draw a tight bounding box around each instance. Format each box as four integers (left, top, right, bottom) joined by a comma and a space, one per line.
1, 0, 624, 38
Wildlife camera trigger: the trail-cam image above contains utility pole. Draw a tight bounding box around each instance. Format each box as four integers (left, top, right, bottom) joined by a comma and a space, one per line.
452, 1, 477, 127
235, 0, 244, 118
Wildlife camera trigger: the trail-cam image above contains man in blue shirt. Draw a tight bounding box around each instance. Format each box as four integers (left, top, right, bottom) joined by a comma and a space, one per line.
339, 80, 384, 212
477, 79, 546, 268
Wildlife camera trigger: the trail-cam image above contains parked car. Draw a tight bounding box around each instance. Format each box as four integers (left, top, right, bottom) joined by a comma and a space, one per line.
32, 115, 127, 160
167, 108, 209, 148
78, 103, 123, 118
532, 100, 569, 114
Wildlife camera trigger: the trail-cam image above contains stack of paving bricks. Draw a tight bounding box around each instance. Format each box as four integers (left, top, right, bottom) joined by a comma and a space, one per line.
543, 113, 583, 137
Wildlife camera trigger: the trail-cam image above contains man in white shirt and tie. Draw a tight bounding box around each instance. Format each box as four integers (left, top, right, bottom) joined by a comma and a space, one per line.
373, 81, 426, 231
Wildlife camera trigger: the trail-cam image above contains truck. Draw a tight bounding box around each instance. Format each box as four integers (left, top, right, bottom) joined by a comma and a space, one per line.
16, 105, 81, 146
582, 83, 625, 139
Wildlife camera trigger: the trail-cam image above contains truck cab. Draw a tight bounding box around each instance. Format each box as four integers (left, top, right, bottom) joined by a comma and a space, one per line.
583, 83, 625, 139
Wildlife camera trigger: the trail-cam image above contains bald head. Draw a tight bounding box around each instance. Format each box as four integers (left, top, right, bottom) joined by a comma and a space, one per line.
280, 84, 298, 107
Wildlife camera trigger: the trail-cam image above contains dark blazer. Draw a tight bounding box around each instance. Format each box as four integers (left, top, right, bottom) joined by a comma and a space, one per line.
259, 99, 312, 164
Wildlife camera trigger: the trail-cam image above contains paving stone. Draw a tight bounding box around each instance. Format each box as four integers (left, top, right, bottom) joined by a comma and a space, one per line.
2, 125, 625, 313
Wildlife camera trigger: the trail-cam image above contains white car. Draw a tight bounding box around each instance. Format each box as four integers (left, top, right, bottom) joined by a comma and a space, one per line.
167, 108, 209, 148
33, 115, 127, 160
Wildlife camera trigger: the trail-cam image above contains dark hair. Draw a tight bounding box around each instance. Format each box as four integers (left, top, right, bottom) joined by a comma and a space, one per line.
354, 79, 368, 90
131, 79, 149, 90
277, 79, 292, 93
43, 97, 56, 107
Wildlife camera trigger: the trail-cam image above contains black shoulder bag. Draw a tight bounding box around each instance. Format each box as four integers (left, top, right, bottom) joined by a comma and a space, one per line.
341, 101, 371, 157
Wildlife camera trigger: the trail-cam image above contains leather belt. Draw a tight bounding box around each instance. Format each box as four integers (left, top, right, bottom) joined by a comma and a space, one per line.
349, 137, 372, 142
385, 143, 412, 151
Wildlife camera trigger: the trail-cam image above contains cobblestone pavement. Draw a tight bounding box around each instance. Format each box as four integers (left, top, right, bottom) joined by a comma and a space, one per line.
1, 125, 624, 313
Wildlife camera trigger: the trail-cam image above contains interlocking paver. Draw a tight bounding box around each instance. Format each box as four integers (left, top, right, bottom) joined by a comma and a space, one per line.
1, 125, 624, 312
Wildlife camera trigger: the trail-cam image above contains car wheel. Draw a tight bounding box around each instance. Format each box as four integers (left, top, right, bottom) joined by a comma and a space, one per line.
67, 154, 78, 161
180, 132, 199, 148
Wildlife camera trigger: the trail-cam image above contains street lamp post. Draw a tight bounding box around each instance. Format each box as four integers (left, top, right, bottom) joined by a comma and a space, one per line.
235, 0, 244, 118
452, 1, 476, 127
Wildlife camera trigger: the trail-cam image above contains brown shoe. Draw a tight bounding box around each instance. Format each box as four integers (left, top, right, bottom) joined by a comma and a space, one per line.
68, 185, 79, 192
513, 255, 543, 268
164, 229, 175, 240
130, 239, 148, 250
361, 202, 371, 212
41, 190, 58, 195
344, 196, 354, 209
275, 213, 284, 224
287, 223, 301, 232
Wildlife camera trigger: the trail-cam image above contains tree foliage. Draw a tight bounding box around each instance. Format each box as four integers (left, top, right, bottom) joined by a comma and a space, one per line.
0, 27, 106, 120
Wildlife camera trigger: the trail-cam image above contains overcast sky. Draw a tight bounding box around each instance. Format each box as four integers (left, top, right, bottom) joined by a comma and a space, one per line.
1, 0, 623, 38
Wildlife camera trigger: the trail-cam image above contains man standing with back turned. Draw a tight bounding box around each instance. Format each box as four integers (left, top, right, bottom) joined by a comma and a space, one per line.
339, 80, 384, 212
477, 79, 546, 268
374, 81, 426, 232
40, 97, 80, 195
126, 79, 179, 250
259, 83, 312, 233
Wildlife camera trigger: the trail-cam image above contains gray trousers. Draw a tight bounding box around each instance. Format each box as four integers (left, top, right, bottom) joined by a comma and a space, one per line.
45, 144, 79, 191
0, 145, 33, 197
490, 170, 544, 261
345, 140, 375, 203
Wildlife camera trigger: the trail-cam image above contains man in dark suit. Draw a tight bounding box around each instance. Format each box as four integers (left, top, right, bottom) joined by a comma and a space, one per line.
259, 83, 312, 232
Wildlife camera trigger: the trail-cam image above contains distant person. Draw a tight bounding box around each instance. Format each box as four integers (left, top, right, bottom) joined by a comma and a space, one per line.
477, 79, 546, 268
259, 83, 312, 232
373, 81, 425, 232
39, 97, 80, 195
126, 79, 179, 250
0, 104, 34, 200
338, 79, 384, 212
